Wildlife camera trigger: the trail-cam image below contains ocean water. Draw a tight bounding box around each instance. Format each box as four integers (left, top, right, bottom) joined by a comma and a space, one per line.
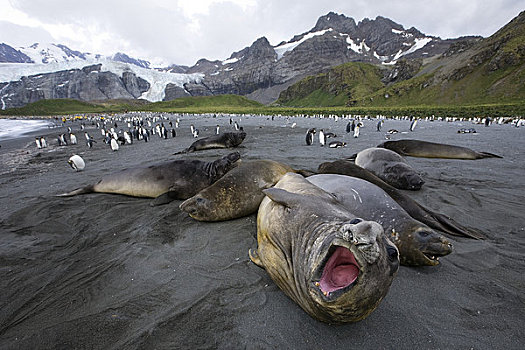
0, 119, 56, 141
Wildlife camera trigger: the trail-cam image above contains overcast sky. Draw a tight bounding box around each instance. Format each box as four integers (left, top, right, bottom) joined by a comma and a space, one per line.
0, 0, 523, 66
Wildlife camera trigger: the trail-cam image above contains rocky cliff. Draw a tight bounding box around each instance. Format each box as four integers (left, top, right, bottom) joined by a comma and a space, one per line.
0, 64, 149, 109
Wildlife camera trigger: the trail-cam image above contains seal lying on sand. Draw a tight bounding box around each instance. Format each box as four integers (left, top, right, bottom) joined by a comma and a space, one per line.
377, 139, 502, 159
355, 147, 425, 190
57, 152, 241, 205
317, 160, 485, 240
307, 174, 452, 266
174, 132, 246, 154
250, 173, 399, 324
180, 160, 294, 221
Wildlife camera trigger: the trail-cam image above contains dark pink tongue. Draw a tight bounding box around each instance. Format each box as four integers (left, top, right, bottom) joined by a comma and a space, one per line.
319, 247, 360, 293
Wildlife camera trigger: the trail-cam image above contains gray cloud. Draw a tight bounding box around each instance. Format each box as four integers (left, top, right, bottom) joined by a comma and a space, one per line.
1, 0, 524, 66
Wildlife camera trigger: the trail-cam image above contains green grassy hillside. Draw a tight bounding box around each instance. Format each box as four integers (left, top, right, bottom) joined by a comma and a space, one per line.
143, 94, 263, 112
0, 95, 263, 116
276, 62, 385, 107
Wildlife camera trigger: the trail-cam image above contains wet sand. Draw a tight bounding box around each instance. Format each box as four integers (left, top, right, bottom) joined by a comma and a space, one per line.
0, 114, 524, 349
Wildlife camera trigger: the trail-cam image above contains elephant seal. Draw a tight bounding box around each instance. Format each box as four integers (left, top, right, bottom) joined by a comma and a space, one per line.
57, 152, 241, 205
377, 139, 502, 159
317, 160, 485, 240
251, 173, 399, 323
174, 132, 246, 154
355, 147, 424, 190
307, 174, 452, 266
180, 160, 294, 221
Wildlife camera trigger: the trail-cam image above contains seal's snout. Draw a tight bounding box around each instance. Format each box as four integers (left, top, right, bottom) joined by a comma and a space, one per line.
180, 196, 210, 219
414, 230, 453, 265
407, 174, 425, 190
227, 151, 241, 163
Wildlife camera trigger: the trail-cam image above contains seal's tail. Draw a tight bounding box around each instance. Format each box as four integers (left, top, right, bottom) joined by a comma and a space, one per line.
346, 153, 358, 161
56, 185, 95, 197
293, 168, 317, 177
479, 152, 503, 159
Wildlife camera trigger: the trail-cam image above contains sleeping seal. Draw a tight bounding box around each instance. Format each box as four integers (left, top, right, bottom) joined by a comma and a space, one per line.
355, 147, 425, 190
250, 173, 399, 324
180, 160, 294, 221
378, 139, 502, 159
57, 152, 241, 205
317, 160, 485, 240
174, 132, 246, 154
307, 174, 452, 266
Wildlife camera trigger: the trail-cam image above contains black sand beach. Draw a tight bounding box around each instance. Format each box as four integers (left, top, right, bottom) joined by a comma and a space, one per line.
0, 114, 524, 349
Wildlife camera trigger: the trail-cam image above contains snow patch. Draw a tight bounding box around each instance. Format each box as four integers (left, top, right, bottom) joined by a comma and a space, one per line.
274, 29, 333, 60
391, 29, 403, 34
373, 51, 389, 62
222, 56, 241, 65
18, 43, 85, 64
345, 37, 370, 53
393, 37, 432, 60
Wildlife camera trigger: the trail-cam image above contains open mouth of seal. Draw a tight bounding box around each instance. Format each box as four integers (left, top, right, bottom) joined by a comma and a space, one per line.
312, 245, 360, 298
417, 233, 453, 266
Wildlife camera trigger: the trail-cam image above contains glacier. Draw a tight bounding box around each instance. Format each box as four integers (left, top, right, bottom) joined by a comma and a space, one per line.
0, 59, 204, 102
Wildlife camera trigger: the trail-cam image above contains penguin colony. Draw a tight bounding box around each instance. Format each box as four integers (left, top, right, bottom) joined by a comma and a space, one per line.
32, 113, 247, 171
29, 112, 524, 173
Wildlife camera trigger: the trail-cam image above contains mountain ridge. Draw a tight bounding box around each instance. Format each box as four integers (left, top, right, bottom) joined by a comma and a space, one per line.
2, 11, 520, 110
276, 11, 525, 108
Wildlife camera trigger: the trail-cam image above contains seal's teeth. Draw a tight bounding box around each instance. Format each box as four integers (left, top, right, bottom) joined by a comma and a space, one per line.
315, 282, 320, 287
323, 291, 330, 297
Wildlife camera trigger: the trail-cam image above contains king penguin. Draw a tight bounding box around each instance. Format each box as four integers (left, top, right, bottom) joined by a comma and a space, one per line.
410, 118, 418, 131
305, 128, 316, 146
68, 155, 85, 171
70, 133, 77, 145
319, 129, 326, 146
110, 138, 119, 151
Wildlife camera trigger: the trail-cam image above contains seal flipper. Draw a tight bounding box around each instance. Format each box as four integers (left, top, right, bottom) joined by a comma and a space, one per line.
478, 152, 503, 159
346, 153, 358, 161
263, 188, 303, 208
56, 185, 95, 197
418, 206, 485, 239
249, 248, 265, 268
150, 191, 178, 206
293, 168, 317, 177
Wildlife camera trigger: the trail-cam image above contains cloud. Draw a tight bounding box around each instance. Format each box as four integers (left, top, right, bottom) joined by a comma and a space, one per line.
1, 0, 524, 66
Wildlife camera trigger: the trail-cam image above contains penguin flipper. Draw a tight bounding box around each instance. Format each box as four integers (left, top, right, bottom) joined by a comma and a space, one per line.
150, 192, 177, 206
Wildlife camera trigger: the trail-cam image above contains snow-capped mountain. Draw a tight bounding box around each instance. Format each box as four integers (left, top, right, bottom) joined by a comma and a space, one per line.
181, 12, 475, 103
0, 12, 478, 109
0, 43, 204, 109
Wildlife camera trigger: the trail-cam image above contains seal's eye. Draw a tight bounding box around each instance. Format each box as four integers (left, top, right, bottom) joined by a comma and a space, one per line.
349, 218, 362, 225
196, 197, 205, 204
418, 231, 431, 238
